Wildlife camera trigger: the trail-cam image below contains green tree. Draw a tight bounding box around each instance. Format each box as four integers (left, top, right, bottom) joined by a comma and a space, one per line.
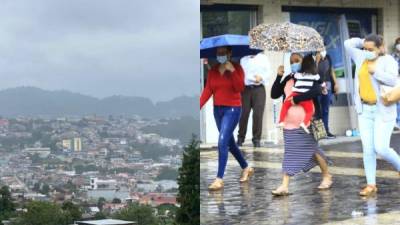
61, 201, 82, 222
16, 201, 69, 225
40, 184, 50, 195
157, 204, 177, 225
74, 164, 98, 174
0, 186, 15, 222
94, 211, 107, 220
112, 198, 121, 204
32, 182, 40, 192
97, 197, 107, 210
113, 203, 158, 225
155, 168, 178, 181
176, 138, 200, 225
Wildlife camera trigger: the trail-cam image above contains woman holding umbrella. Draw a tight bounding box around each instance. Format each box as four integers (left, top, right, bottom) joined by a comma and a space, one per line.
200, 46, 254, 191
270, 53, 333, 195
250, 22, 333, 195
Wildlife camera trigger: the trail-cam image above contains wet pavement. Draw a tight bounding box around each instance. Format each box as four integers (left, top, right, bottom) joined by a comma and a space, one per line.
200, 134, 400, 225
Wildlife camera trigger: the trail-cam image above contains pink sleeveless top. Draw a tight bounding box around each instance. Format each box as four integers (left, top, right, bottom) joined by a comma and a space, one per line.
283, 78, 306, 129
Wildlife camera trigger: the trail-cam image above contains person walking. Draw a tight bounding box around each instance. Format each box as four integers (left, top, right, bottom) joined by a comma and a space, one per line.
391, 37, 400, 130
200, 46, 254, 191
237, 52, 270, 147
270, 53, 333, 196
344, 34, 400, 196
278, 54, 327, 133
316, 50, 339, 138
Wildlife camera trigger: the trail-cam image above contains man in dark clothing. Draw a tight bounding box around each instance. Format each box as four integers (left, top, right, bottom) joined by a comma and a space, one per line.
316, 51, 339, 138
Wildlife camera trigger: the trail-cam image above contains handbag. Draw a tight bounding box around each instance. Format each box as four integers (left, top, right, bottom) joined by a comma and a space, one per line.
310, 119, 327, 141
380, 83, 400, 106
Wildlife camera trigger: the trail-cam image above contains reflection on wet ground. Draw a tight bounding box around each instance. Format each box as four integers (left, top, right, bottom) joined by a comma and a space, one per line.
200, 134, 400, 225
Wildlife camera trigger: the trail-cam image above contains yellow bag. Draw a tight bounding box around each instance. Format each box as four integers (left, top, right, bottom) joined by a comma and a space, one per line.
381, 83, 400, 106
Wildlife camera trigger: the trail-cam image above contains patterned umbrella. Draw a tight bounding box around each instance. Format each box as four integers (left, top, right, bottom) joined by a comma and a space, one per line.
249, 22, 325, 52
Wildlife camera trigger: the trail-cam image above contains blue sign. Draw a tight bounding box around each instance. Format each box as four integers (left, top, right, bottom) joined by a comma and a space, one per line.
290, 11, 372, 77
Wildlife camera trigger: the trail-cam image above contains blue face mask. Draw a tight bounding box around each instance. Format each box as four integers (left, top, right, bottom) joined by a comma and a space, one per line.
364, 50, 377, 60
216, 55, 228, 64
290, 63, 301, 73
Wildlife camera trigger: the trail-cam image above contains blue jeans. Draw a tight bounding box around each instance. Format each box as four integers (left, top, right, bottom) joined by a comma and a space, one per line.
358, 104, 400, 185
397, 102, 400, 126
214, 106, 248, 178
318, 90, 332, 133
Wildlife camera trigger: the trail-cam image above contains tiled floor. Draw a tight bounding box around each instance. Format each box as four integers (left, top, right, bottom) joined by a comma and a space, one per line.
200, 134, 400, 225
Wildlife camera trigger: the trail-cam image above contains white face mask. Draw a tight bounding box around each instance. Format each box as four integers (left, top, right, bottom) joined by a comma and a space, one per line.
216, 55, 228, 64
320, 51, 327, 58
364, 50, 378, 61
396, 44, 400, 51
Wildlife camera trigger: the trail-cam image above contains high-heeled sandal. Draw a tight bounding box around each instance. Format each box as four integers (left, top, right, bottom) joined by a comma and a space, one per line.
271, 186, 291, 196
240, 167, 254, 183
359, 185, 377, 196
318, 176, 333, 190
208, 178, 224, 191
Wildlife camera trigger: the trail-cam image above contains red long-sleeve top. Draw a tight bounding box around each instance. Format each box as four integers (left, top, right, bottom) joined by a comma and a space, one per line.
200, 63, 245, 109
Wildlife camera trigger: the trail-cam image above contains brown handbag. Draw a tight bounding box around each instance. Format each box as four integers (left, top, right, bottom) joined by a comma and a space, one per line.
310, 119, 327, 141
380, 83, 400, 106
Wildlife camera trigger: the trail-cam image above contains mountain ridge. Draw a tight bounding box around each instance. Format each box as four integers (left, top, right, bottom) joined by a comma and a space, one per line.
0, 86, 199, 119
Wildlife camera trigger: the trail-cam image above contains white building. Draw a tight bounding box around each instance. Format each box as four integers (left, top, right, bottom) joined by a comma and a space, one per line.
62, 137, 82, 151
90, 178, 118, 190
87, 178, 130, 202
24, 147, 51, 158
74, 137, 82, 152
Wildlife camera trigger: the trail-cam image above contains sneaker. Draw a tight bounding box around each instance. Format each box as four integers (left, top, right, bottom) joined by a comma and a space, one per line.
237, 139, 244, 147
326, 132, 336, 139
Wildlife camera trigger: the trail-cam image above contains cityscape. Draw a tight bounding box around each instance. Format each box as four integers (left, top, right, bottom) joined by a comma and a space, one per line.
0, 113, 196, 223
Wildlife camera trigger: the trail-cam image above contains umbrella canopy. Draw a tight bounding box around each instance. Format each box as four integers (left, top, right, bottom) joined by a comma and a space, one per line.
249, 22, 325, 52
200, 34, 261, 58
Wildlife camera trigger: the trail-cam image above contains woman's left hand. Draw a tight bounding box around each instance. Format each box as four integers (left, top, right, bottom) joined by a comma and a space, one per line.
368, 62, 376, 74
286, 96, 295, 105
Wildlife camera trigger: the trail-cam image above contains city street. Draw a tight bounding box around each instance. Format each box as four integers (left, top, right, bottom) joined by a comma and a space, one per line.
200, 133, 400, 225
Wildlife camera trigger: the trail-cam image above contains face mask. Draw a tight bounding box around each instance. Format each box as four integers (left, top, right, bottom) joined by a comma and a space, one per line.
396, 44, 400, 51
364, 50, 377, 60
291, 63, 301, 73
312, 55, 316, 61
216, 55, 228, 64
320, 51, 327, 58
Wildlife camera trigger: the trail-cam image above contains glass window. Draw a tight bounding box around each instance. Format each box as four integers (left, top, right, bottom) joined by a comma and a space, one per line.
201, 10, 255, 38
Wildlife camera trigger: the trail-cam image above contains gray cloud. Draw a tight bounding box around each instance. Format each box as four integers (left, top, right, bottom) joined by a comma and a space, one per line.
0, 0, 200, 101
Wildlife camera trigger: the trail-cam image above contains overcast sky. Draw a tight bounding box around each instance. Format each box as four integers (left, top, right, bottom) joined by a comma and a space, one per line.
0, 0, 199, 101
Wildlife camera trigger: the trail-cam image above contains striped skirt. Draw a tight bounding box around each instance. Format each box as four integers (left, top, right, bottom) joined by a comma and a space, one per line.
282, 128, 329, 176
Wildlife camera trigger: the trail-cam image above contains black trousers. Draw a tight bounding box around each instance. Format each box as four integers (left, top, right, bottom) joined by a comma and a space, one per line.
238, 85, 266, 143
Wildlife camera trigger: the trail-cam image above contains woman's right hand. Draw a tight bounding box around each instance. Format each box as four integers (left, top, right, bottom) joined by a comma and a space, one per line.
277, 65, 284, 76
224, 61, 235, 72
